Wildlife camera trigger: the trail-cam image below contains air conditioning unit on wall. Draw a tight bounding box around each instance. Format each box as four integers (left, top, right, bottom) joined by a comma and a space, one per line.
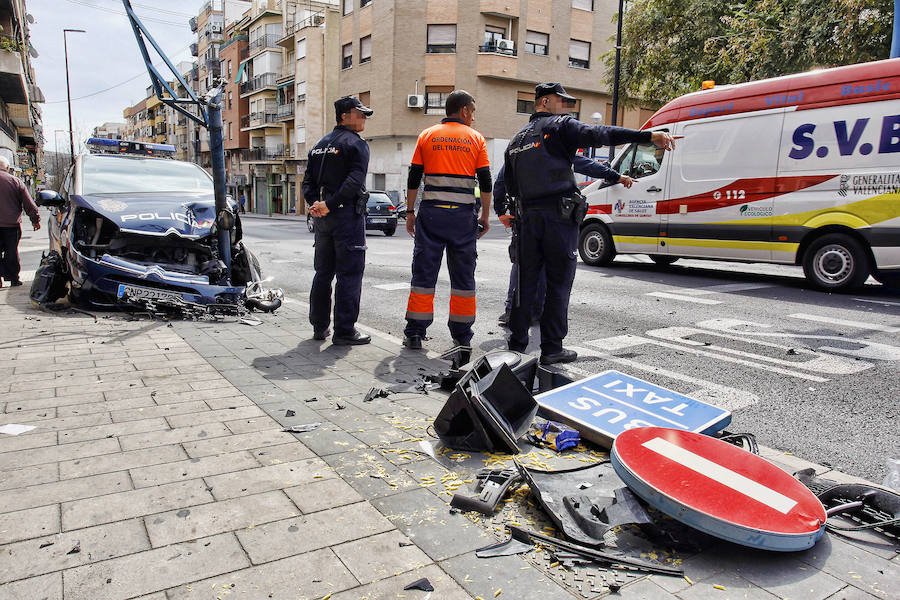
407, 94, 425, 109
497, 39, 515, 53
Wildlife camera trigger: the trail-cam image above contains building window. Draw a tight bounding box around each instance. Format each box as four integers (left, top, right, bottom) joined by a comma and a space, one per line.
525, 30, 549, 56
228, 91, 233, 110
343, 0, 352, 15
360, 35, 372, 64
227, 60, 232, 79
297, 80, 307, 101
483, 25, 504, 51
569, 39, 590, 69
342, 43, 352, 69
359, 91, 371, 107
297, 38, 306, 59
516, 91, 535, 114
425, 85, 453, 115
228, 121, 232, 140
427, 24, 456, 54
572, 0, 593, 10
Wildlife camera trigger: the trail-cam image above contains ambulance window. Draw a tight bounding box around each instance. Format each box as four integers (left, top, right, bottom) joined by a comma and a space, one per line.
632, 143, 665, 178
680, 114, 781, 181
613, 144, 636, 176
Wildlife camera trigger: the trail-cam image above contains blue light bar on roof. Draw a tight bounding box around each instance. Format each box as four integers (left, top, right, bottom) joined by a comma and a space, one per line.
86, 138, 177, 156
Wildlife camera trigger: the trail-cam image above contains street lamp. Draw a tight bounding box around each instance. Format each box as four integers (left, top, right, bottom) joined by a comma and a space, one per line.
63, 28, 86, 165
609, 0, 625, 160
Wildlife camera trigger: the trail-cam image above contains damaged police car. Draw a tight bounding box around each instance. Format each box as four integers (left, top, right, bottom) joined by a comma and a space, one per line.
31, 138, 280, 314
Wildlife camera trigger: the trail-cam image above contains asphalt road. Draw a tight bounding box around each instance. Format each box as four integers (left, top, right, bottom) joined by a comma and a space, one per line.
240, 215, 900, 482
16, 214, 899, 482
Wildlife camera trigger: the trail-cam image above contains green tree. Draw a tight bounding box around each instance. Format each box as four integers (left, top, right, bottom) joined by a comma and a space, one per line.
609, 0, 894, 106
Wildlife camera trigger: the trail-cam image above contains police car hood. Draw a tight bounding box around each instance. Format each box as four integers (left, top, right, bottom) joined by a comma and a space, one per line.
77, 192, 235, 239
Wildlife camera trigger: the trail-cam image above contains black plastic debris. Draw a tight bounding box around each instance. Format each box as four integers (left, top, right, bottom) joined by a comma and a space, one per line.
39, 541, 53, 549
517, 461, 651, 547
284, 410, 295, 417
450, 467, 523, 515
363, 387, 390, 402
475, 534, 534, 558
403, 578, 434, 592
505, 525, 683, 576
282, 423, 321, 433
433, 361, 538, 453
795, 468, 900, 539
66, 543, 81, 555
434, 350, 538, 392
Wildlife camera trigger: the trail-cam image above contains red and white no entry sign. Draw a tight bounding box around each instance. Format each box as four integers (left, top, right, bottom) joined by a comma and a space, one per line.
611, 427, 826, 551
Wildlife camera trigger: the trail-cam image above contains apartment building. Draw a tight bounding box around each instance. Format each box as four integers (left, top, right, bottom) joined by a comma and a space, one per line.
336, 0, 656, 197
220, 20, 251, 206
0, 0, 44, 193
91, 122, 125, 140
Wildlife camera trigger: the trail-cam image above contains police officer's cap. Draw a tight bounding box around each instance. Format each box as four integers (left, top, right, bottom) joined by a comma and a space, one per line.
535, 82, 576, 101
334, 95, 374, 117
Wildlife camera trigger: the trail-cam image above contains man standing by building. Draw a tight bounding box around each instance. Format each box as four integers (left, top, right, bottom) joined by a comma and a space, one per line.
0, 156, 40, 288
301, 96, 373, 345
403, 90, 492, 350
503, 83, 675, 364
494, 156, 634, 326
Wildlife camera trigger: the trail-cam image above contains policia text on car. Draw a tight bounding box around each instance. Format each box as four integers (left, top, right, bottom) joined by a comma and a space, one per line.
502, 83, 676, 365
403, 90, 493, 351
301, 96, 375, 346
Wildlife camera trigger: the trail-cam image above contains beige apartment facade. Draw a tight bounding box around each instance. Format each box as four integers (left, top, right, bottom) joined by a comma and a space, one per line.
336, 0, 656, 198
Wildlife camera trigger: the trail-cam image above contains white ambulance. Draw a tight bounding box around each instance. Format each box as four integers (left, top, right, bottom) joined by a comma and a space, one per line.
579, 58, 900, 291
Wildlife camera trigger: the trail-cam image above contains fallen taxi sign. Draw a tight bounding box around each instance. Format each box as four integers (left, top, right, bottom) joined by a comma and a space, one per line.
612, 427, 827, 551
535, 370, 730, 447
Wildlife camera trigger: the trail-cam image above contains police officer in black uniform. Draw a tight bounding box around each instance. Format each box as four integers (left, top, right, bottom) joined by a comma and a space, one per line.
503, 83, 675, 364
301, 96, 373, 345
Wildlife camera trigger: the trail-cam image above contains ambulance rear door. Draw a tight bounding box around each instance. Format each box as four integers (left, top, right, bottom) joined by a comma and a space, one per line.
663, 109, 785, 261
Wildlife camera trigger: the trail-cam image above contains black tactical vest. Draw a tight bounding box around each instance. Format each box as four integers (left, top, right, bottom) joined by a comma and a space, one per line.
507, 115, 576, 203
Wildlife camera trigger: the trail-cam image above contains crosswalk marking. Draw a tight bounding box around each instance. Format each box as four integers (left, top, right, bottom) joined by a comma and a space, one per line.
789, 313, 900, 333
853, 297, 900, 307
373, 283, 410, 291
646, 292, 721, 305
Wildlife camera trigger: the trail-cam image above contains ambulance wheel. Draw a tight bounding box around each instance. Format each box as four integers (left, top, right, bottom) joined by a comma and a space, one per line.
650, 255, 678, 266
579, 223, 615, 266
802, 233, 870, 292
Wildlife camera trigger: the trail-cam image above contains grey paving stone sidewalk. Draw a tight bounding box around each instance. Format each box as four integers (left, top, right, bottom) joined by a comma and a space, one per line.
0, 286, 896, 600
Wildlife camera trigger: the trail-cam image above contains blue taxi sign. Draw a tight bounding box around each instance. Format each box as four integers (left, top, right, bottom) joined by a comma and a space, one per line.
535, 370, 731, 447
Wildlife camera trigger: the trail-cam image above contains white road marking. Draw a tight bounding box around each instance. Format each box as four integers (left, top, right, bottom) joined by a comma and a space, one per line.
585, 335, 830, 382
852, 297, 900, 307
566, 345, 759, 411
789, 313, 900, 334
677, 283, 775, 296
373, 283, 410, 291
699, 318, 900, 362
641, 437, 798, 514
646, 292, 722, 305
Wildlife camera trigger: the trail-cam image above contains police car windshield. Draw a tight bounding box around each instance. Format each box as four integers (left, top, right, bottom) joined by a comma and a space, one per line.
82, 155, 213, 195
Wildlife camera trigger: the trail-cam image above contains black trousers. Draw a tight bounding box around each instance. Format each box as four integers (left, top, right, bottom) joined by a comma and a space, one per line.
309, 208, 366, 337
0, 224, 22, 283
507, 207, 578, 355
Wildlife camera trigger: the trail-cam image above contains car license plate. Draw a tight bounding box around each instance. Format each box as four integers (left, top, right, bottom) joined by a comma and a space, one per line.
117, 284, 184, 303
370, 218, 387, 223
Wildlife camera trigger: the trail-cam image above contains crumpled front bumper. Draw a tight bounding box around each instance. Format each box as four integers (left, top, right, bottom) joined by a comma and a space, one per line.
72, 251, 246, 307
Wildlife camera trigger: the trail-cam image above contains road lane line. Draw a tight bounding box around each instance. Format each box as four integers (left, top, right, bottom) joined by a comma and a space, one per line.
678, 283, 775, 296
641, 437, 798, 514
373, 283, 410, 291
646, 292, 722, 305
852, 298, 900, 307
789, 313, 900, 333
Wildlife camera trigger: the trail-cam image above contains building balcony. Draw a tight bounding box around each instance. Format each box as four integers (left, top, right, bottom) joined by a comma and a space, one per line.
190, 42, 199, 57
242, 111, 279, 130
206, 58, 221, 71
243, 146, 287, 162
280, 12, 325, 43
247, 34, 279, 55
478, 42, 516, 56
481, 0, 519, 17
0, 48, 28, 105
276, 103, 294, 120
276, 63, 294, 81
476, 50, 518, 79
189, 16, 198, 32
240, 73, 277, 95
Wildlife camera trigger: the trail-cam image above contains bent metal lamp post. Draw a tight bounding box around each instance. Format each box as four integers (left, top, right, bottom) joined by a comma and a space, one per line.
121, 0, 232, 284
